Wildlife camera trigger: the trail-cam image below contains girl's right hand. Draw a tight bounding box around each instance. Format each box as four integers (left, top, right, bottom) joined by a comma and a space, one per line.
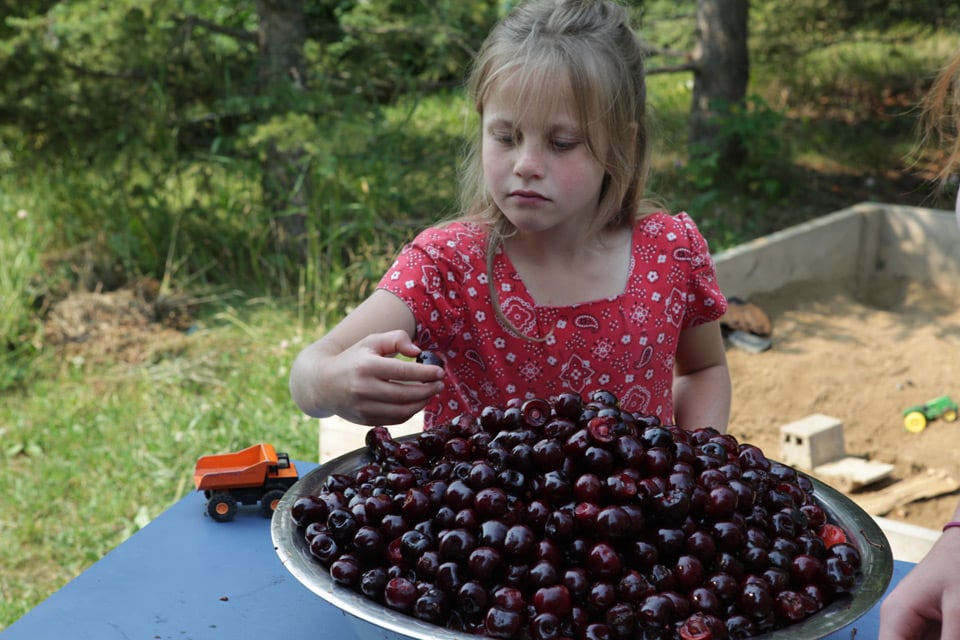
328, 330, 445, 425
290, 327, 445, 426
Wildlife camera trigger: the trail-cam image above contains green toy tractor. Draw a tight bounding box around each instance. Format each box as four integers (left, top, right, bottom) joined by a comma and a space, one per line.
902, 395, 959, 433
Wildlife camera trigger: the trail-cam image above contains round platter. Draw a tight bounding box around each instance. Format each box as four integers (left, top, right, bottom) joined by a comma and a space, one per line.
272, 440, 894, 640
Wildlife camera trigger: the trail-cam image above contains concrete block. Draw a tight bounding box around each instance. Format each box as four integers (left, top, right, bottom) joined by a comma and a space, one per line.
779, 414, 846, 470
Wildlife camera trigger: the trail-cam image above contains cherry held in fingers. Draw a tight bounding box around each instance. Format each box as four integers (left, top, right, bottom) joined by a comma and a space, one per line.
416, 350, 445, 368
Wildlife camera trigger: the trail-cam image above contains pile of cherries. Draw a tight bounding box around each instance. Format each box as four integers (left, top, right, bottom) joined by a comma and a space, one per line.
291, 388, 861, 640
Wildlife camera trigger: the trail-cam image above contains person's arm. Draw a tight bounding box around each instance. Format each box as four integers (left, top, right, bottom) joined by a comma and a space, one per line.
672, 320, 731, 432
879, 503, 960, 640
289, 289, 445, 426
878, 51, 960, 639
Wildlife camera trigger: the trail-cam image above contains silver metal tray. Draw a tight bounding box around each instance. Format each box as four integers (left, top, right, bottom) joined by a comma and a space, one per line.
272, 441, 893, 640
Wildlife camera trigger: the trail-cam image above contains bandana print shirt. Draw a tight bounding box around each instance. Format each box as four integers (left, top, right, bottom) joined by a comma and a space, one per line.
378, 211, 727, 429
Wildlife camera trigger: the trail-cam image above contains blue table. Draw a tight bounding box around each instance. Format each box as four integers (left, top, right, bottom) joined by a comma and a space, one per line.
1, 461, 915, 639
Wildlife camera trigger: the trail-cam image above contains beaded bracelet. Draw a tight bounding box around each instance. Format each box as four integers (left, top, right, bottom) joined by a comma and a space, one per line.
943, 521, 960, 532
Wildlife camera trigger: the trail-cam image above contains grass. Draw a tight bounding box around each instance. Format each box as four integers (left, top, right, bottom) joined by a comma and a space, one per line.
0, 188, 46, 385
2, 25, 960, 631
0, 302, 319, 627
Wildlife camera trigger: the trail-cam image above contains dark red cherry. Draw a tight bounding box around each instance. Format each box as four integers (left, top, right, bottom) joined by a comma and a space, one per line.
415, 350, 444, 367
457, 581, 489, 618
774, 590, 810, 623
359, 567, 387, 600
521, 398, 552, 428
533, 583, 572, 617
529, 612, 561, 640
829, 542, 862, 569
554, 393, 583, 420
466, 546, 503, 581
586, 542, 622, 580
383, 576, 418, 611
291, 495, 329, 527
587, 415, 618, 444
413, 587, 448, 624
484, 607, 522, 638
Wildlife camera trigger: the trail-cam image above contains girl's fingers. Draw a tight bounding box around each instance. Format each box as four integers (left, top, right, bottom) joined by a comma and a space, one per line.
369, 378, 444, 406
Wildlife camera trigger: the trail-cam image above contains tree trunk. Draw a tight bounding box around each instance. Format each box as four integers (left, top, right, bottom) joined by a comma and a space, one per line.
689, 0, 749, 168
256, 0, 309, 257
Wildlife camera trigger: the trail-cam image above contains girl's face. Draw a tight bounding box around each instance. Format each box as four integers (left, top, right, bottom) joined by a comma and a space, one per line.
481, 75, 608, 239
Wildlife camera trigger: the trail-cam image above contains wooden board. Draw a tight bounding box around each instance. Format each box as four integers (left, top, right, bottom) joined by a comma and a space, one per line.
812, 457, 895, 493
851, 469, 959, 516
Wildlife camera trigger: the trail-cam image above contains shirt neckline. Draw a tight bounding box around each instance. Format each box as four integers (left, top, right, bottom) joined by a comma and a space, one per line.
494, 220, 646, 310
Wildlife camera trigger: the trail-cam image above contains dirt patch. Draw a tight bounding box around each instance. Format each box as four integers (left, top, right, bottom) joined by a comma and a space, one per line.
727, 278, 960, 531
42, 279, 196, 366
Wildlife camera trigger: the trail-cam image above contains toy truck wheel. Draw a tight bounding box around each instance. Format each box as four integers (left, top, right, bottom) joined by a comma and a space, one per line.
260, 489, 286, 518
943, 409, 958, 423
904, 411, 928, 433
207, 492, 238, 522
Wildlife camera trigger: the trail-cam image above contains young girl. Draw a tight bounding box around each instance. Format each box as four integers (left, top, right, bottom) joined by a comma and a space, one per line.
289, 0, 731, 433
879, 49, 960, 640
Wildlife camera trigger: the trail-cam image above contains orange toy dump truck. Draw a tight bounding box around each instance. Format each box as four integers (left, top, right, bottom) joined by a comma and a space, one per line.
193, 443, 299, 522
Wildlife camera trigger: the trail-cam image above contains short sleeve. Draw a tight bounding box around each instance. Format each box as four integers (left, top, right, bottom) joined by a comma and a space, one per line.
376, 223, 486, 350
675, 212, 727, 328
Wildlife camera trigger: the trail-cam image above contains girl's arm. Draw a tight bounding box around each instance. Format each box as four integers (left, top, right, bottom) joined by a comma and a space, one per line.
672, 320, 731, 432
289, 289, 445, 425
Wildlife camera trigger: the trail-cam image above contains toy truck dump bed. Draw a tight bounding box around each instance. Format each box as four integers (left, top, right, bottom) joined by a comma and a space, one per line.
193, 443, 299, 521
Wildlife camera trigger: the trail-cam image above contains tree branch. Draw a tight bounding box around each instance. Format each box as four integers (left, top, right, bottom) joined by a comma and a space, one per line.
647, 63, 697, 76
63, 62, 145, 81
641, 44, 691, 59
177, 15, 258, 45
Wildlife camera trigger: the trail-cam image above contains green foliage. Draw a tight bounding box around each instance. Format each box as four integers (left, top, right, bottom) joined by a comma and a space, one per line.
0, 184, 46, 389
0, 1, 254, 155
0, 0, 495, 297
766, 32, 960, 108
0, 0, 495, 156
322, 0, 498, 96
0, 0, 954, 309
294, 91, 470, 323
677, 95, 792, 242
685, 96, 790, 197
749, 0, 960, 90
752, 0, 959, 40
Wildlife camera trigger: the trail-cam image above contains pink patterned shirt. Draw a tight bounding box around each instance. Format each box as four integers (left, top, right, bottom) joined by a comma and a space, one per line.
378, 212, 727, 429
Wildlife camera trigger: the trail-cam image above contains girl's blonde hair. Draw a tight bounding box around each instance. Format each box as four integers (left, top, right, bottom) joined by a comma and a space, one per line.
920, 51, 960, 189
456, 0, 653, 337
